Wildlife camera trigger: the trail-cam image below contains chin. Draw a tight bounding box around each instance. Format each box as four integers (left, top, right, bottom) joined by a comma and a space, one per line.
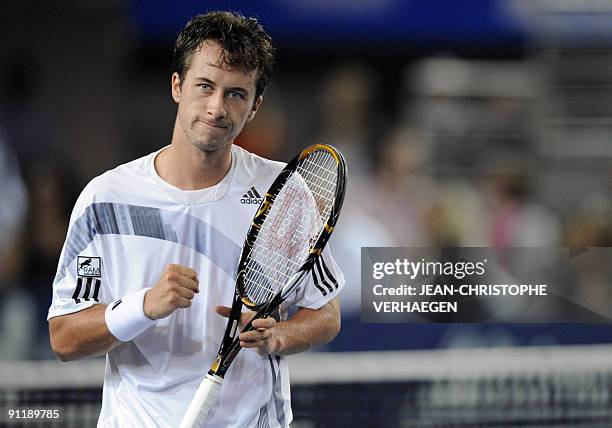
193, 139, 231, 153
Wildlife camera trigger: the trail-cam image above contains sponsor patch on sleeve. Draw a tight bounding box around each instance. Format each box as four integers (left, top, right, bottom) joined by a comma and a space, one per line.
77, 256, 101, 277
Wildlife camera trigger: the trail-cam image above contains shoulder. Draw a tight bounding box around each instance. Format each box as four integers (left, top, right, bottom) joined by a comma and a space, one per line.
231, 144, 285, 188
71, 152, 155, 218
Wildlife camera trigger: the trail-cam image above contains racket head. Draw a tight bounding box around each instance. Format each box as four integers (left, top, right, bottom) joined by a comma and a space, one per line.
236, 144, 346, 310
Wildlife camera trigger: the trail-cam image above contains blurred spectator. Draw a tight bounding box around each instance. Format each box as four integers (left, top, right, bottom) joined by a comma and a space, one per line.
488, 168, 560, 252
357, 127, 435, 246
566, 212, 612, 248
425, 179, 490, 247
308, 62, 384, 175
565, 166, 612, 247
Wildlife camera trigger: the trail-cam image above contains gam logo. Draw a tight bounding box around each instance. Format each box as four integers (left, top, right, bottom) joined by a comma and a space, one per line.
77, 256, 101, 277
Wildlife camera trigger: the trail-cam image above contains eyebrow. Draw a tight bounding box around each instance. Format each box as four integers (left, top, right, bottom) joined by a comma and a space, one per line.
193, 77, 249, 94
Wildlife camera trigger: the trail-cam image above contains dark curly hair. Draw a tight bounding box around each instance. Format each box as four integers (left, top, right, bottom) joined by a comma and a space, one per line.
173, 11, 274, 101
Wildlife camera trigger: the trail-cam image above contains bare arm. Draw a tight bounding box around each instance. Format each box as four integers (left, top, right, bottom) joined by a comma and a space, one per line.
217, 297, 341, 356
49, 304, 117, 362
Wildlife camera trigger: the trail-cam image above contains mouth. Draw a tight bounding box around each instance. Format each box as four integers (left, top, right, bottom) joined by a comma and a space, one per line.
197, 120, 227, 129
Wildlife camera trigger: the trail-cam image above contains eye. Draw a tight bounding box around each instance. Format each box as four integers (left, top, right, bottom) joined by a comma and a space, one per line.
198, 83, 212, 91
227, 91, 245, 101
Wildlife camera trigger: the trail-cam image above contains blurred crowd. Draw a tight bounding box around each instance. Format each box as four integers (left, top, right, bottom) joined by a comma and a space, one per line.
1, 4, 612, 360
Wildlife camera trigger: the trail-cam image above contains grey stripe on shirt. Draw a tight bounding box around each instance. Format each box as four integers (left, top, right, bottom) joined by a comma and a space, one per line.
54, 202, 240, 284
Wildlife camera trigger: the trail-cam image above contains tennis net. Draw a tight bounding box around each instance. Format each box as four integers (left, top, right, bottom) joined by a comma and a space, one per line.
1, 344, 611, 427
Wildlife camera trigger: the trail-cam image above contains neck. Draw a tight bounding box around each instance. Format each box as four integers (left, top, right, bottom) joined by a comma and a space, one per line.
155, 136, 232, 191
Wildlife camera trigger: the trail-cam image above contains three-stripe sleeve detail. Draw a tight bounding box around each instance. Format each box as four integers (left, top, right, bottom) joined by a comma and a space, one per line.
72, 278, 83, 304
83, 278, 92, 300
320, 258, 338, 288
312, 258, 338, 296
72, 278, 102, 304
311, 268, 328, 296
92, 279, 101, 301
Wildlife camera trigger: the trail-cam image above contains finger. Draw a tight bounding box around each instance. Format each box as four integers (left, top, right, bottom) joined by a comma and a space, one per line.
175, 275, 199, 292
240, 339, 264, 349
174, 295, 193, 308
240, 311, 256, 326
240, 339, 271, 355
239, 329, 270, 342
163, 270, 198, 293
251, 317, 275, 329
167, 264, 199, 281
215, 305, 232, 318
173, 285, 195, 300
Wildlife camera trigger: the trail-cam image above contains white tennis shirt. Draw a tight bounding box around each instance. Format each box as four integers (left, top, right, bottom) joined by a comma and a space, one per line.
48, 145, 345, 428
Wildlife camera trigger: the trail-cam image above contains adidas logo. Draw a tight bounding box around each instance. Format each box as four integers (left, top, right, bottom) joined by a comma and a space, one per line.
241, 186, 263, 205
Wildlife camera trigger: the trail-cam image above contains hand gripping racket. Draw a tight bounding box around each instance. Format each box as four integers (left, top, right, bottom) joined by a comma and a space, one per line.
179, 144, 346, 428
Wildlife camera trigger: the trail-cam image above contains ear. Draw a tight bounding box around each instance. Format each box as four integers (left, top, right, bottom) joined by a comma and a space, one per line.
171, 72, 182, 103
246, 96, 263, 123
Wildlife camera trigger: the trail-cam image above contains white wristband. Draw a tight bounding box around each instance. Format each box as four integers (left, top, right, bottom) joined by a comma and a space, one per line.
105, 288, 155, 342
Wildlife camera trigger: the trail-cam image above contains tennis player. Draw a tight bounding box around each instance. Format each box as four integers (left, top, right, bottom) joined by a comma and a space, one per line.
48, 11, 344, 427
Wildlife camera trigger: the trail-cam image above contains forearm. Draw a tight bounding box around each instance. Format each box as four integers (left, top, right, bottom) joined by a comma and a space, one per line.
49, 304, 118, 361
272, 297, 341, 355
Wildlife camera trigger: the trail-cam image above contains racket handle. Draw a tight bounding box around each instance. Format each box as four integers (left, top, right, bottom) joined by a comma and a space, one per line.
179, 374, 223, 428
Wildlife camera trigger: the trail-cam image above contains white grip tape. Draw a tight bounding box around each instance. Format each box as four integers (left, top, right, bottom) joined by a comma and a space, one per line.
104, 288, 155, 342
179, 374, 223, 428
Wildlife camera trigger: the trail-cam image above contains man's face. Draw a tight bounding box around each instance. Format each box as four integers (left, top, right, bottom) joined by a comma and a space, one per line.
172, 41, 261, 153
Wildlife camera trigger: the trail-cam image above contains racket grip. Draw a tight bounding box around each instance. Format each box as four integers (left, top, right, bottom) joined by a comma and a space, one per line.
179, 374, 223, 428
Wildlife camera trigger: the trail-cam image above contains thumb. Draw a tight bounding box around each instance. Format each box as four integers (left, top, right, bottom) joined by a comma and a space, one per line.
214, 305, 231, 318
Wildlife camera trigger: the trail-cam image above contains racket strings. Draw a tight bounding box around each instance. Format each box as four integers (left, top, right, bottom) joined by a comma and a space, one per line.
244, 175, 317, 304
296, 151, 337, 224
242, 150, 338, 306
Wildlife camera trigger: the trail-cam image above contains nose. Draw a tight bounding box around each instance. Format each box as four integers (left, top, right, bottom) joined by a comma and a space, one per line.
207, 91, 227, 120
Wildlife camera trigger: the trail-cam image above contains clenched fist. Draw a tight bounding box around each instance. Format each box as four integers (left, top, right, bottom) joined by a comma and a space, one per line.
144, 264, 199, 320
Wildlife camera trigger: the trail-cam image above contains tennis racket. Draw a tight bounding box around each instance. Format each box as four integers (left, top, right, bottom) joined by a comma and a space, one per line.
179, 143, 346, 428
